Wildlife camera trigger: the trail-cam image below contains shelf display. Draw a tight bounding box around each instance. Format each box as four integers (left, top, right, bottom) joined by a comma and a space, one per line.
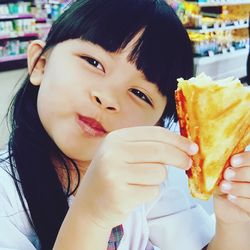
0, 1, 31, 16
0, 18, 37, 36
168, 0, 250, 79
189, 28, 249, 57
0, 40, 29, 60
0, 0, 69, 70
185, 0, 250, 7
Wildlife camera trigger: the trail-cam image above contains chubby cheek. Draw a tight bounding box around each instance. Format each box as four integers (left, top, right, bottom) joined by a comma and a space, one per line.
37, 98, 103, 162
38, 107, 101, 162
36, 79, 71, 134
36, 87, 78, 154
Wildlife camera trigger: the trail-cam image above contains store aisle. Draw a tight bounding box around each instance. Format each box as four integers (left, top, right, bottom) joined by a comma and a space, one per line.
0, 68, 26, 149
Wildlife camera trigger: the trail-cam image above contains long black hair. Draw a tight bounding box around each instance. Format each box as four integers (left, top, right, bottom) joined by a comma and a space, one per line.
3, 0, 193, 249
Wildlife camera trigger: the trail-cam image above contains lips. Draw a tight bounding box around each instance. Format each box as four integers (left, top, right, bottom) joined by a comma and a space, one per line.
77, 114, 107, 137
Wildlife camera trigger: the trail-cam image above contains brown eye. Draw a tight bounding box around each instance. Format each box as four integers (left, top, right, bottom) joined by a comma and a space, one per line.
129, 88, 153, 106
81, 56, 104, 72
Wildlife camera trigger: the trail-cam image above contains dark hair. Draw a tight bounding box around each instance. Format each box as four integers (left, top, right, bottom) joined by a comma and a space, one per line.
4, 0, 193, 249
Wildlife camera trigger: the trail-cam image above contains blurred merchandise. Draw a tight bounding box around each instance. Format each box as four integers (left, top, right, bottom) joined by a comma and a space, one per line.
0, 0, 71, 70
169, 0, 250, 79
0, 40, 30, 57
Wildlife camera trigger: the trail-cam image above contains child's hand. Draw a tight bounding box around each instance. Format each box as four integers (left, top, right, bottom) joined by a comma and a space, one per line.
74, 126, 197, 229
214, 148, 250, 224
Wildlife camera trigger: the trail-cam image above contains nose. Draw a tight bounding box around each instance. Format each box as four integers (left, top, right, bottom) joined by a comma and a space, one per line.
91, 91, 120, 112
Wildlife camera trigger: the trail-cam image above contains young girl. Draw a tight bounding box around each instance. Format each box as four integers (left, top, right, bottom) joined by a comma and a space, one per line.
0, 0, 249, 249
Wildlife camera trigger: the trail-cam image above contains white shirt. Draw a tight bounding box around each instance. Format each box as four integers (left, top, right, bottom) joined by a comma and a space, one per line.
0, 153, 215, 250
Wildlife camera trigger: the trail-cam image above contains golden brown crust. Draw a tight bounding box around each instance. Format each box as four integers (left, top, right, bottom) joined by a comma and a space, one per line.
175, 78, 250, 200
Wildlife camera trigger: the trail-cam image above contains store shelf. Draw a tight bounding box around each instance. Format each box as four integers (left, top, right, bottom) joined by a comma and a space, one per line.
35, 22, 51, 28
36, 17, 47, 22
0, 32, 38, 40
194, 48, 249, 65
0, 0, 32, 3
194, 48, 249, 79
0, 13, 34, 20
0, 54, 27, 63
187, 22, 249, 33
48, 0, 63, 4
0, 1, 66, 70
187, 0, 250, 6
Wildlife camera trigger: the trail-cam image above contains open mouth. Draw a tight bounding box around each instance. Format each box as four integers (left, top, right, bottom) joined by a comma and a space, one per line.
77, 114, 107, 137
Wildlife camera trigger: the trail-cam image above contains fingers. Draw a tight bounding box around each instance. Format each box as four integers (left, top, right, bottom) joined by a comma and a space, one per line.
223, 150, 250, 183
220, 149, 250, 215
110, 126, 198, 156
125, 163, 167, 186
220, 181, 250, 198
226, 195, 250, 214
224, 167, 250, 182
231, 151, 250, 168
222, 164, 250, 200
122, 141, 192, 170
220, 179, 250, 213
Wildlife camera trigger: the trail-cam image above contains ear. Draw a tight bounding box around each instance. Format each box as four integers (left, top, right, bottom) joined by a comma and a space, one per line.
27, 40, 46, 86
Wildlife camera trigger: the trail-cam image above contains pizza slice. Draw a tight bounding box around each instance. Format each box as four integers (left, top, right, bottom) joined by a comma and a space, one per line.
175, 74, 250, 200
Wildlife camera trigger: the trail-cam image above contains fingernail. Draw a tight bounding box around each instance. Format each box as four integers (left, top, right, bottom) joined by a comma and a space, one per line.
221, 182, 232, 193
228, 194, 237, 202
231, 156, 242, 167
190, 143, 199, 154
224, 168, 235, 181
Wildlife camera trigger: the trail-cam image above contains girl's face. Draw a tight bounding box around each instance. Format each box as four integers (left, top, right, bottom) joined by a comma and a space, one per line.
30, 38, 167, 162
